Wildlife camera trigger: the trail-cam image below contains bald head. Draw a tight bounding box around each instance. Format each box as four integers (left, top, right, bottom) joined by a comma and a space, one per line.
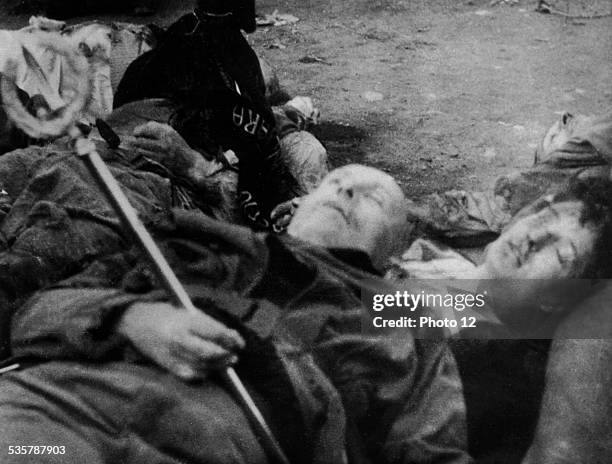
288, 164, 407, 269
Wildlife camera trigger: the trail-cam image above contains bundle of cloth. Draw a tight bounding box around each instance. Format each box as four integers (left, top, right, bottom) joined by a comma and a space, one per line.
0, 16, 156, 117
0, 3, 330, 228
0, 7, 328, 359
0, 16, 156, 153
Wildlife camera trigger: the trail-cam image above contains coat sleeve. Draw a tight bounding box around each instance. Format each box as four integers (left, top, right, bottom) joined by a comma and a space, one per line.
309, 310, 472, 464
11, 287, 148, 361
523, 285, 612, 464
381, 340, 472, 464
9, 252, 150, 361
9, 230, 278, 362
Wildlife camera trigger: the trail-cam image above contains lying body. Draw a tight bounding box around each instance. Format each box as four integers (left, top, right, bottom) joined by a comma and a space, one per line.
0, 96, 326, 357
0, 165, 470, 463
389, 175, 612, 463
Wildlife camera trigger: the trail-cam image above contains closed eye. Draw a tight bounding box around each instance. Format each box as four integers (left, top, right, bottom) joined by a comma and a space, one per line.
366, 194, 384, 207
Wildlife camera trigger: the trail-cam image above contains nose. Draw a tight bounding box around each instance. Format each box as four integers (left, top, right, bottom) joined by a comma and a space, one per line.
336, 184, 354, 199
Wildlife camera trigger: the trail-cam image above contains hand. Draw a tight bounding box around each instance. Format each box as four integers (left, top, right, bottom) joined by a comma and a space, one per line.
271, 197, 301, 232
118, 301, 245, 380
123, 121, 200, 180
285, 96, 320, 126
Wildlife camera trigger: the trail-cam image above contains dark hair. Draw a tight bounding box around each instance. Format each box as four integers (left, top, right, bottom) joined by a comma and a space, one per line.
197, 0, 256, 33
551, 177, 612, 278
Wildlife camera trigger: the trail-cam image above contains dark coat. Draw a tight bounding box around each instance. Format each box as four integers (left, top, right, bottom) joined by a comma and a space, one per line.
6, 211, 471, 464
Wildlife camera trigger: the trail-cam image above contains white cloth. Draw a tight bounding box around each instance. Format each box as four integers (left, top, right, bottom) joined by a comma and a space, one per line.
0, 17, 154, 121
387, 238, 478, 280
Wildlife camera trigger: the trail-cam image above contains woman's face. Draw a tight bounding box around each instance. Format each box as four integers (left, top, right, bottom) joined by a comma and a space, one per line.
482, 200, 599, 280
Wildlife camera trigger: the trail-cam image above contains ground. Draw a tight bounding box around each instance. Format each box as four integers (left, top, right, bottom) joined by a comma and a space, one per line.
1, 0, 611, 197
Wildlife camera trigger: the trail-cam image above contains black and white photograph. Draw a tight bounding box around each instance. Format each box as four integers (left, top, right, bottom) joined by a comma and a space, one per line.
0, 0, 611, 462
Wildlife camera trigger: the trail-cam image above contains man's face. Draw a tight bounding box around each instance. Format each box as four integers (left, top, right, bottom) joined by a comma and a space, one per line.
288, 165, 406, 265
482, 200, 598, 281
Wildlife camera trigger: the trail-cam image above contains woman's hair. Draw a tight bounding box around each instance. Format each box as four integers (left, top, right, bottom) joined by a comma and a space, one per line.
552, 177, 612, 278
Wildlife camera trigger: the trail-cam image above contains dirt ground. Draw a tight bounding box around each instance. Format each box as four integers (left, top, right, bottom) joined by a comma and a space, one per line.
1, 0, 611, 197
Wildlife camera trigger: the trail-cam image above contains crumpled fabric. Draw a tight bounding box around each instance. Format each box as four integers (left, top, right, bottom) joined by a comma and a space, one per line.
8, 210, 471, 464
386, 238, 478, 280
0, 140, 175, 358
114, 11, 306, 226
0, 17, 154, 120
275, 98, 328, 193
99, 97, 327, 222
406, 110, 612, 248
279, 130, 328, 193
0, 98, 329, 361
522, 283, 612, 464
537, 110, 612, 167
0, 96, 329, 305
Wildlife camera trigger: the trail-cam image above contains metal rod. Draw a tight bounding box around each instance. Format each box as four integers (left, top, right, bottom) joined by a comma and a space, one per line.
74, 138, 290, 464
0, 364, 21, 375
0, 65, 289, 462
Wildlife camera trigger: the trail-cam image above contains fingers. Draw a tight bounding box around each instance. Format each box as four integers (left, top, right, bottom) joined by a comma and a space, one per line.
172, 358, 235, 381
270, 203, 289, 222
124, 136, 165, 154
124, 123, 195, 175
181, 337, 238, 368
120, 302, 245, 382
276, 214, 293, 230
170, 337, 238, 380
168, 337, 238, 378
270, 198, 298, 221
188, 312, 245, 351
133, 121, 173, 139
271, 197, 302, 232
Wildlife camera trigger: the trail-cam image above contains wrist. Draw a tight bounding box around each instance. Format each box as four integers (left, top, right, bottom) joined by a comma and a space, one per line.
116, 302, 146, 339
184, 152, 224, 187
168, 147, 200, 183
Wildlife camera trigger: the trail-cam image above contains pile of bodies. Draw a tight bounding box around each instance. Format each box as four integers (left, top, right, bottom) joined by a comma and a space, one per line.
1, 1, 612, 463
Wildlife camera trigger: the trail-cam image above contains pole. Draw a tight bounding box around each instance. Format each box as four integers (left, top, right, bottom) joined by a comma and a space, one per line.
73, 137, 290, 464
1, 54, 290, 463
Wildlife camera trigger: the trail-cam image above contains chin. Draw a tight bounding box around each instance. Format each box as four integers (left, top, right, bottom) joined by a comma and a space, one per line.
289, 221, 345, 248
482, 259, 517, 280
485, 247, 521, 278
